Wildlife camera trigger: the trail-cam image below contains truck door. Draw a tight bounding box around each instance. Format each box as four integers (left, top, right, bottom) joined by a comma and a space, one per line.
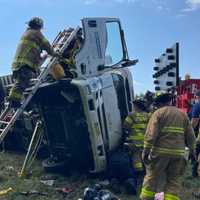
100, 73, 122, 150
75, 17, 129, 78
111, 69, 134, 121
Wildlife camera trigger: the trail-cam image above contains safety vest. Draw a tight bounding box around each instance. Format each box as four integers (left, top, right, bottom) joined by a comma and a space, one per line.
124, 112, 149, 148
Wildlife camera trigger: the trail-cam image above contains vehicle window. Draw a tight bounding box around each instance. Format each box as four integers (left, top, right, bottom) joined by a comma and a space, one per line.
112, 73, 128, 120
125, 78, 132, 112
105, 22, 123, 66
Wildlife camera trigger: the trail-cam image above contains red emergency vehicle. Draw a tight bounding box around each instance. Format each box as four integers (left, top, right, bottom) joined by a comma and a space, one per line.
176, 78, 200, 113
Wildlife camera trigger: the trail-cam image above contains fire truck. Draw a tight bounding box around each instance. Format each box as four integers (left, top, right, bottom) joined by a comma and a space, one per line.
176, 76, 200, 113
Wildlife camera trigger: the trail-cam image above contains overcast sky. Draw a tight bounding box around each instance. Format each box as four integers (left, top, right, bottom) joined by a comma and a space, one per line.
0, 0, 199, 94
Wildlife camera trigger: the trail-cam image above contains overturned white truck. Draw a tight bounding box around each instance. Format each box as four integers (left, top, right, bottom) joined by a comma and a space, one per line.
0, 17, 137, 173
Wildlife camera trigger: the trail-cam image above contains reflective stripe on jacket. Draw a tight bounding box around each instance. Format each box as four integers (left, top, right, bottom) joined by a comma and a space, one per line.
140, 187, 156, 199
12, 28, 53, 71
144, 106, 196, 157
124, 112, 150, 148
61, 38, 81, 69
197, 133, 200, 144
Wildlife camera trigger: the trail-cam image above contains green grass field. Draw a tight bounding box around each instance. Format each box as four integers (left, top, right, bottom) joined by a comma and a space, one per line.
0, 152, 200, 200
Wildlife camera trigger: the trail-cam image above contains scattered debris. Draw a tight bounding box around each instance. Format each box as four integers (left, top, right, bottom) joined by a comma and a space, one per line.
40, 179, 55, 186
19, 190, 48, 196
192, 191, 200, 199
55, 187, 73, 195
0, 187, 13, 195
6, 166, 14, 171
40, 174, 59, 180
98, 180, 110, 187
82, 184, 120, 200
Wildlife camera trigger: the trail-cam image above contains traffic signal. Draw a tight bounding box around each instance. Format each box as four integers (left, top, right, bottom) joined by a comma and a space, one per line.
153, 43, 179, 91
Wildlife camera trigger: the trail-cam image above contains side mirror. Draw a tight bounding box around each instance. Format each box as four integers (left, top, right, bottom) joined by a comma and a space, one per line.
121, 59, 139, 67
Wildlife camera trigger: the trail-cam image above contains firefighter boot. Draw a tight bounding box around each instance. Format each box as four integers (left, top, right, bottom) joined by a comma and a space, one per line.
124, 178, 137, 195
109, 178, 121, 194
9, 100, 21, 109
192, 161, 198, 177
8, 87, 22, 109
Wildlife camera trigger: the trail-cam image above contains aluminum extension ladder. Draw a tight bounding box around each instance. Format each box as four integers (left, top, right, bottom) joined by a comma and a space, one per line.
19, 119, 43, 177
0, 26, 81, 144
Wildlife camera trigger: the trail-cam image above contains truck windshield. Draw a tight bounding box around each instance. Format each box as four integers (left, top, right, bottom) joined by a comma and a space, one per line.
105, 22, 123, 66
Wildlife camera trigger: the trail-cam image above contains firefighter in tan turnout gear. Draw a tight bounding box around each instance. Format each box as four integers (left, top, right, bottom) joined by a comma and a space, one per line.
123, 99, 149, 175
58, 28, 83, 79
140, 92, 196, 200
8, 17, 58, 107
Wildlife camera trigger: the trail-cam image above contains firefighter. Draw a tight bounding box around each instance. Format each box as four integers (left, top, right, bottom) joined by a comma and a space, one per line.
191, 90, 200, 177
143, 91, 154, 112
59, 28, 83, 78
123, 99, 149, 177
140, 91, 196, 200
8, 17, 59, 108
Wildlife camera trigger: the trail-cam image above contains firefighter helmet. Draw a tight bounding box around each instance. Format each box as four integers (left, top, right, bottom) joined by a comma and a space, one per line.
154, 91, 172, 105
27, 17, 44, 29
132, 98, 146, 111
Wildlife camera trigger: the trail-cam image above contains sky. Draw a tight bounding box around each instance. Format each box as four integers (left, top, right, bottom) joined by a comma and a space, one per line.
0, 0, 200, 94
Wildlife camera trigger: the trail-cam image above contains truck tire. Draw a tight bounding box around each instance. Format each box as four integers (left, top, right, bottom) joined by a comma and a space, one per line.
42, 157, 69, 173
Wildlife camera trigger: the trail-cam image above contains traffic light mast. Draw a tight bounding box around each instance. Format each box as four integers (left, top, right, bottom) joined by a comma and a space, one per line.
153, 42, 179, 92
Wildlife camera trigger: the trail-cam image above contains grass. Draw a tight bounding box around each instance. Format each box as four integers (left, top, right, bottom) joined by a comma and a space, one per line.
0, 152, 200, 200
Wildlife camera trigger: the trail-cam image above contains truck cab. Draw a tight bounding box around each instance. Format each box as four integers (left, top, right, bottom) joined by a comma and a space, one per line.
1, 18, 136, 173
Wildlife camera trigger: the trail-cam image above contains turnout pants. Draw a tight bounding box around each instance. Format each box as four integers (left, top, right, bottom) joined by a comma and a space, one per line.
140, 155, 186, 200
129, 143, 145, 174
8, 65, 35, 102
130, 147, 144, 173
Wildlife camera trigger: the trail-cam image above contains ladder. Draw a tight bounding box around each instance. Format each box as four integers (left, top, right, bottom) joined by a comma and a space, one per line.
19, 119, 43, 177
0, 26, 81, 144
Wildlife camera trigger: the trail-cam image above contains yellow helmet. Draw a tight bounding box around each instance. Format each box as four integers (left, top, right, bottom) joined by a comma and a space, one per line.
185, 74, 191, 80
132, 98, 146, 111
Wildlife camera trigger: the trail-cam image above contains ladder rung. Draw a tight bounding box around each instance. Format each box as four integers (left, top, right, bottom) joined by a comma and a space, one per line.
29, 79, 39, 87
0, 120, 9, 125
23, 92, 30, 96
30, 78, 39, 82
0, 27, 80, 144
5, 84, 14, 88
4, 102, 9, 107
25, 86, 34, 92
0, 106, 11, 120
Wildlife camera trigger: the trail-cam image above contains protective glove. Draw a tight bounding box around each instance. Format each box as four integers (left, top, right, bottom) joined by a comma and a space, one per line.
40, 52, 48, 60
